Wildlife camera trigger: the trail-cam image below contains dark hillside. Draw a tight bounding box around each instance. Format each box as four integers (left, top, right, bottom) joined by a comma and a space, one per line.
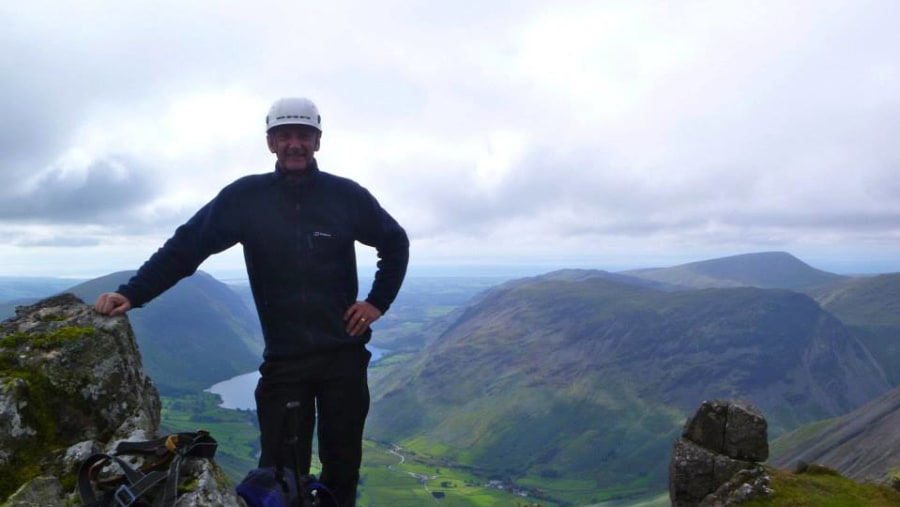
533, 268, 684, 290
770, 386, 900, 483
368, 275, 889, 494
68, 271, 262, 393
623, 251, 847, 290
812, 273, 900, 386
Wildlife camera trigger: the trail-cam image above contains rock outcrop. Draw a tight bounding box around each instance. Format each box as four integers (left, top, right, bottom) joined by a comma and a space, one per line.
669, 400, 774, 507
0, 293, 241, 506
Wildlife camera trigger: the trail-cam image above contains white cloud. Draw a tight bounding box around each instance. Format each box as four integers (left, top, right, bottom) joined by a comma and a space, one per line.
2, 0, 900, 278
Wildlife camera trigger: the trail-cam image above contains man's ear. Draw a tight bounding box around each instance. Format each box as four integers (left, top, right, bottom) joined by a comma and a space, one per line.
314, 133, 321, 152
266, 134, 276, 153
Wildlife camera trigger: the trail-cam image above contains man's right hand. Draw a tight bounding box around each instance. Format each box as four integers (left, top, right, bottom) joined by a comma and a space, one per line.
94, 292, 133, 316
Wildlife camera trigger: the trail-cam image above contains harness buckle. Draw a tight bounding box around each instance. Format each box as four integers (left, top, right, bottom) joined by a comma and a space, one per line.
114, 484, 137, 506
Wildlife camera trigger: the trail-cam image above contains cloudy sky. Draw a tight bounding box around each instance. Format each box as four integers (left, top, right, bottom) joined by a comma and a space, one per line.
2, 0, 899, 279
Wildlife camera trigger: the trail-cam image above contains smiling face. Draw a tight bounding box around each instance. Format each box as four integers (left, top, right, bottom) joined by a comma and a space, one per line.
267, 124, 321, 173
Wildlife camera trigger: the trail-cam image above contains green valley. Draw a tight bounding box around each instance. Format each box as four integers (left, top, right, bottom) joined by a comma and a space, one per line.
3, 251, 900, 505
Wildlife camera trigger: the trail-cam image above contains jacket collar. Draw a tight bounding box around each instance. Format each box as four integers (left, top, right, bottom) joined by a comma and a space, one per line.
274, 158, 320, 186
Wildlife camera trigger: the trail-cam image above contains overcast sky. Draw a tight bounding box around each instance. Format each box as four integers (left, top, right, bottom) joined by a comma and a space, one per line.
2, 0, 899, 279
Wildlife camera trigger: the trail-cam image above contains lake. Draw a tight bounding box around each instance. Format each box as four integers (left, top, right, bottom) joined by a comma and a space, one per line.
205, 345, 385, 410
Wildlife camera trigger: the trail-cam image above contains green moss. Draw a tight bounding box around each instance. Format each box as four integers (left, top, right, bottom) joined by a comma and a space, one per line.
0, 326, 94, 350
0, 352, 13, 372
0, 325, 101, 501
211, 462, 235, 489
178, 477, 200, 495
39, 314, 69, 322
57, 473, 77, 498
0, 369, 76, 500
0, 332, 26, 349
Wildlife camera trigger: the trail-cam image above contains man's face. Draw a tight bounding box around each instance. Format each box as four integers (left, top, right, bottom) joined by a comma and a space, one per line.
267, 125, 321, 173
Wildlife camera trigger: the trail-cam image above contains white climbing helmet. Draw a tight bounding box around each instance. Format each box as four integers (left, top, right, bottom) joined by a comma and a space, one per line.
265, 97, 322, 133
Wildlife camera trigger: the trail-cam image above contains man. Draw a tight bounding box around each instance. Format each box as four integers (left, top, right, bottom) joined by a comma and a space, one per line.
94, 97, 409, 506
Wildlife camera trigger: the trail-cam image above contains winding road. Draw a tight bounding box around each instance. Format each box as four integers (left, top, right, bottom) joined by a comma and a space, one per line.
386, 444, 442, 503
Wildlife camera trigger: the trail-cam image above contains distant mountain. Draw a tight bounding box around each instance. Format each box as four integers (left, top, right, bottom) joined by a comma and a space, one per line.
0, 277, 88, 320
528, 268, 683, 291
770, 386, 900, 482
374, 271, 677, 355
0, 276, 86, 301
810, 273, 900, 386
367, 274, 890, 494
622, 251, 848, 290
364, 275, 508, 352
67, 271, 263, 394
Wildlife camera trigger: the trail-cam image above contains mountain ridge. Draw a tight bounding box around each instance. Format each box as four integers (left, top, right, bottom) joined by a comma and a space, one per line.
622, 251, 849, 290
367, 272, 890, 494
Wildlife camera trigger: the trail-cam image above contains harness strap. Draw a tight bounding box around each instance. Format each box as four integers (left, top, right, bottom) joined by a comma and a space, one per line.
78, 454, 169, 507
114, 435, 171, 456
114, 431, 217, 458
78, 431, 218, 507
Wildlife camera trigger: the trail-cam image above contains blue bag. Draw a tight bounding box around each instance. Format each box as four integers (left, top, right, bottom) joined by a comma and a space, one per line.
238, 401, 337, 506
236, 467, 298, 507
236, 466, 337, 507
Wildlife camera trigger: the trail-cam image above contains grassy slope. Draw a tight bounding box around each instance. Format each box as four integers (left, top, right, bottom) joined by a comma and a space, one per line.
767, 387, 900, 485
741, 468, 900, 507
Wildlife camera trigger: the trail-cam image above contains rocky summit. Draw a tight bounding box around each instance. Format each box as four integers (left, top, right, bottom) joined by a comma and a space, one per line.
0, 293, 240, 506
669, 400, 774, 507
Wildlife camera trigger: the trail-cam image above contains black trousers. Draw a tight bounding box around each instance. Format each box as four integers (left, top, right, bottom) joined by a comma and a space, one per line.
255, 346, 371, 507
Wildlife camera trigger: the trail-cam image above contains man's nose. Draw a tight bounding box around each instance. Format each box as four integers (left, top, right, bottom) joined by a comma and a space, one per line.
286, 135, 306, 148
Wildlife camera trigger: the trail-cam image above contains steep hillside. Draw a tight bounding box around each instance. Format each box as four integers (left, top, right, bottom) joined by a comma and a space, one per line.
623, 251, 847, 290
367, 276, 889, 495
68, 271, 262, 393
811, 273, 900, 386
769, 386, 900, 483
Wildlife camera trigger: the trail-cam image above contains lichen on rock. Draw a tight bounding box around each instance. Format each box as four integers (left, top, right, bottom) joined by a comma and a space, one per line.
0, 293, 240, 506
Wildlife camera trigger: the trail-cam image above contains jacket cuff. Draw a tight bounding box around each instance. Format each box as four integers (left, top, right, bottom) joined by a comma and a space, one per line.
366, 298, 389, 315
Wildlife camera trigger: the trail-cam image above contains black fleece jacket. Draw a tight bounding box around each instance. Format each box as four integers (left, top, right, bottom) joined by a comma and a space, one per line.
117, 160, 409, 359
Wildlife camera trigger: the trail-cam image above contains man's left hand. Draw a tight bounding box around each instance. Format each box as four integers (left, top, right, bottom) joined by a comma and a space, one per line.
344, 301, 382, 337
